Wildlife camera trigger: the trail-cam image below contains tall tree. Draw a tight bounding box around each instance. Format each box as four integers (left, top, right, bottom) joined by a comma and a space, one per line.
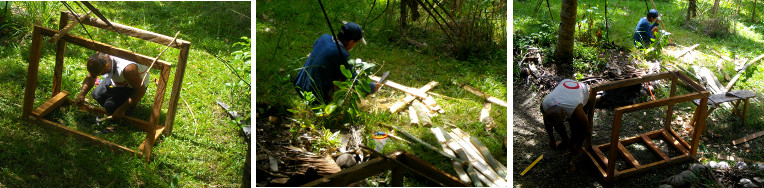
712, 0, 720, 18
554, 0, 577, 63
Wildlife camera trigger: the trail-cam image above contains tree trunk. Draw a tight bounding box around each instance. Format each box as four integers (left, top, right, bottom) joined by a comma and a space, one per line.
689, 0, 697, 18
712, 0, 720, 18
554, 0, 577, 64
754, 0, 758, 21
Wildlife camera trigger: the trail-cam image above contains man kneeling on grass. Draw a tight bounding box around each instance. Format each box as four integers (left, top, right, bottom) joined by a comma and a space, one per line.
294, 22, 382, 104
540, 79, 592, 173
74, 52, 149, 119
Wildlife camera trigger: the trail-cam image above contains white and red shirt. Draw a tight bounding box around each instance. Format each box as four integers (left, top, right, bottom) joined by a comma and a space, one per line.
101, 56, 150, 88
542, 79, 590, 118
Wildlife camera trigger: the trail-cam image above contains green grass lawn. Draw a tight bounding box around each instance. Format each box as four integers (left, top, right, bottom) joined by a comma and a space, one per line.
256, 0, 506, 186
0, 2, 250, 187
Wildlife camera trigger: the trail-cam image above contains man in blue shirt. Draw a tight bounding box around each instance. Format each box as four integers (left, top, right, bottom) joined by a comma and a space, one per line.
633, 9, 661, 48
295, 22, 380, 104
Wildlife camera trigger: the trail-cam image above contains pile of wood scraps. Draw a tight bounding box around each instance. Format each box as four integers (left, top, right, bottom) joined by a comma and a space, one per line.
370, 76, 444, 127
431, 127, 507, 186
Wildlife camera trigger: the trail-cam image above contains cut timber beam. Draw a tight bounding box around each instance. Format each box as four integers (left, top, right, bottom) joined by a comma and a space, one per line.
454, 81, 507, 107
37, 25, 172, 71
33, 91, 69, 118
49, 11, 91, 44
389, 81, 438, 113
732, 130, 764, 145
408, 104, 419, 125
370, 76, 428, 99
411, 100, 432, 127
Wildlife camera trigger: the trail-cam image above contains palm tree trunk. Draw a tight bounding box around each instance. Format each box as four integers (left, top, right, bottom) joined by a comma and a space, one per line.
554, 0, 577, 64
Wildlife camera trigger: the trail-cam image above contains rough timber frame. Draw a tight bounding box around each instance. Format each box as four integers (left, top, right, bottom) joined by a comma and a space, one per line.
583, 71, 709, 181
22, 12, 190, 162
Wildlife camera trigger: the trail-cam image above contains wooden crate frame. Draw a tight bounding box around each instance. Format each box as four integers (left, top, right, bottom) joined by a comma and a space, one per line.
21, 12, 190, 162
583, 71, 709, 181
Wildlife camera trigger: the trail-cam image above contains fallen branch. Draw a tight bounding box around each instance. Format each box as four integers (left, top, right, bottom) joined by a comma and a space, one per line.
453, 81, 507, 107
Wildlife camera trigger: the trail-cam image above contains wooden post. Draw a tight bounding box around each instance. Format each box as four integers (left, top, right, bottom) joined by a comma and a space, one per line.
52, 13, 69, 97
392, 167, 403, 187
23, 26, 43, 120
62, 12, 190, 49
164, 41, 191, 135
664, 76, 677, 130
607, 111, 624, 180
690, 97, 708, 157
141, 66, 171, 161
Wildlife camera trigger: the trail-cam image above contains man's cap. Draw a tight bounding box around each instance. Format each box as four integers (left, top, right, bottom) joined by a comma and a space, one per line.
339, 22, 365, 44
648, 9, 659, 18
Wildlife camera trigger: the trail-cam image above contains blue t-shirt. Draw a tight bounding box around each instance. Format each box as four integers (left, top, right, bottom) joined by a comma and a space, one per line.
633, 17, 659, 47
294, 34, 375, 103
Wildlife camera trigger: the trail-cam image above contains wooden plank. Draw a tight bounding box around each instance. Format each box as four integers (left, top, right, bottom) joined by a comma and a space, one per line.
584, 150, 609, 179
369, 76, 428, 99
397, 152, 470, 187
665, 77, 678, 130
442, 131, 503, 186
71, 99, 154, 132
430, 127, 471, 184
462, 129, 507, 176
49, 11, 91, 44
592, 145, 609, 168
445, 131, 505, 186
668, 127, 692, 151
37, 25, 172, 71
389, 81, 439, 113
641, 134, 670, 161
661, 129, 689, 154
142, 66, 171, 161
302, 154, 396, 186
674, 71, 708, 93
732, 130, 764, 145
33, 116, 137, 155
618, 142, 641, 169
62, 12, 190, 49
591, 72, 674, 92
465, 165, 484, 187
615, 92, 706, 114
408, 105, 419, 125
690, 98, 708, 156
52, 14, 68, 96
607, 112, 623, 179
32, 91, 69, 118
411, 100, 431, 126
164, 42, 190, 135
23, 26, 44, 120
421, 95, 444, 114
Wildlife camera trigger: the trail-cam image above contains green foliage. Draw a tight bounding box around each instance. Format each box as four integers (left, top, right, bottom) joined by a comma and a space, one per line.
572, 44, 605, 74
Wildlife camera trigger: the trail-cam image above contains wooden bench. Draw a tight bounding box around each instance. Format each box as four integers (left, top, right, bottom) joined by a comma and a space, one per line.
693, 90, 757, 125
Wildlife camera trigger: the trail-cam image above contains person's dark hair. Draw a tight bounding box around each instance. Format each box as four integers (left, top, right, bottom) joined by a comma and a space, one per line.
647, 9, 659, 19
87, 52, 109, 76
337, 22, 363, 42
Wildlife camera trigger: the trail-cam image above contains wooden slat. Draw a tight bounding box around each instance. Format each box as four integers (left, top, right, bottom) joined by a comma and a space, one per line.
32, 91, 69, 118
49, 11, 91, 44
664, 77, 678, 130
592, 145, 609, 167
52, 15, 68, 96
690, 97, 708, 156
33, 116, 137, 155
618, 142, 641, 169
661, 129, 689, 154
468, 136, 507, 176
164, 42, 191, 135
430, 127, 471, 184
674, 71, 707, 93
455, 82, 507, 107
389, 81, 438, 113
397, 152, 470, 187
615, 92, 706, 114
732, 130, 764, 145
607, 112, 623, 179
37, 25, 172, 71
23, 26, 44, 120
584, 149, 609, 179
370, 76, 428, 99
302, 153, 397, 186
591, 72, 674, 92
62, 12, 190, 49
142, 66, 171, 161
641, 134, 670, 161
667, 127, 692, 151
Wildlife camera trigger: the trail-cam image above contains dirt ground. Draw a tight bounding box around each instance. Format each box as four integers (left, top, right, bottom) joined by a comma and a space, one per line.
512, 47, 764, 187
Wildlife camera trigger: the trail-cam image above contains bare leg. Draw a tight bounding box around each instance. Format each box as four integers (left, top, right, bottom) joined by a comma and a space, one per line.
542, 105, 567, 149
567, 104, 590, 173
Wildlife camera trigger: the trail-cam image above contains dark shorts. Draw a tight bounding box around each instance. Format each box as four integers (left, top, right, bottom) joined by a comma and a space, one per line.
91, 80, 134, 114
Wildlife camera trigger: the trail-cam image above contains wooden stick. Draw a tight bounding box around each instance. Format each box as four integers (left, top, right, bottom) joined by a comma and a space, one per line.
384, 124, 464, 163
62, 11, 189, 48
521, 155, 543, 176
421, 95, 444, 114
454, 81, 507, 107
49, 11, 91, 44
142, 31, 180, 87
479, 102, 495, 130
732, 130, 764, 145
724, 53, 764, 92
370, 76, 428, 99
677, 44, 699, 58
